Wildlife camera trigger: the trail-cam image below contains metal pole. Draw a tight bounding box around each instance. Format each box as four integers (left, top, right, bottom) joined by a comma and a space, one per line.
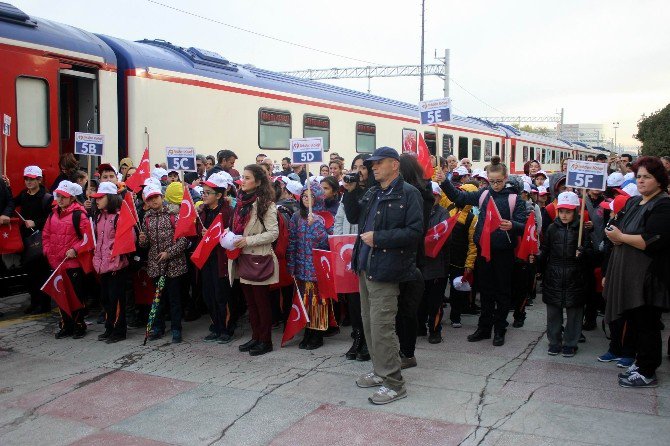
419, 0, 425, 101
444, 49, 449, 98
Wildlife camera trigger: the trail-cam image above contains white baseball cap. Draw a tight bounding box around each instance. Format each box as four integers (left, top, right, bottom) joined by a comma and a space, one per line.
143, 184, 163, 200
534, 170, 548, 179
151, 167, 168, 180
557, 191, 580, 210
454, 166, 469, 176
54, 180, 81, 198
607, 172, 625, 187
23, 165, 42, 178
143, 177, 162, 188
618, 182, 640, 197
623, 172, 634, 181
431, 181, 442, 196
90, 181, 118, 198
202, 171, 233, 190
286, 180, 304, 196
523, 182, 532, 193
537, 185, 548, 196
312, 175, 325, 184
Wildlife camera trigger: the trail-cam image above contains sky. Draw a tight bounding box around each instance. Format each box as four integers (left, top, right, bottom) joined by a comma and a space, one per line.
13, 0, 670, 149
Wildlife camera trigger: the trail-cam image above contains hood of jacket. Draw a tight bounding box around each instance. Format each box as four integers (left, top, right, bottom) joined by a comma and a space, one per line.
301, 181, 326, 211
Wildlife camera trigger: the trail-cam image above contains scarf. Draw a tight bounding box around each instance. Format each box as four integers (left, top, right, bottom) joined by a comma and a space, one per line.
232, 190, 257, 234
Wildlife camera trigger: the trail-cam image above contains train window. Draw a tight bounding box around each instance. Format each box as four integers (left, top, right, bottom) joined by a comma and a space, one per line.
523, 145, 528, 161
259, 108, 291, 150
16, 76, 49, 147
484, 140, 493, 162
472, 139, 481, 162
424, 131, 436, 155
356, 122, 376, 153
495, 142, 500, 157
458, 137, 468, 160
530, 147, 535, 161
303, 114, 330, 151
442, 134, 453, 157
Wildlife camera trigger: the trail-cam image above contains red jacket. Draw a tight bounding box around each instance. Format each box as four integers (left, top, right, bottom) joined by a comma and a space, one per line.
43, 202, 91, 270
93, 210, 131, 274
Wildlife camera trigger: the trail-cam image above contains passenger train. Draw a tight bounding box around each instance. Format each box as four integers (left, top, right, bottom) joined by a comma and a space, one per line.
0, 3, 607, 190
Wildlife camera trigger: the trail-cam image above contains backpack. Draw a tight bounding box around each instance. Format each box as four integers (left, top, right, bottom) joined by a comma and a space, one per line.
478, 190, 517, 216
266, 205, 292, 259
48, 208, 83, 240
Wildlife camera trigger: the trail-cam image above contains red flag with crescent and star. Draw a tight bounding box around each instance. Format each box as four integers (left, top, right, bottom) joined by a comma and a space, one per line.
417, 133, 435, 180
480, 198, 503, 262
281, 284, 310, 347
0, 218, 23, 254
190, 214, 224, 269
174, 184, 197, 240
75, 217, 96, 274
327, 235, 358, 294
111, 193, 138, 258
515, 211, 539, 261
312, 249, 338, 301
424, 212, 459, 258
41, 262, 82, 317
124, 148, 150, 193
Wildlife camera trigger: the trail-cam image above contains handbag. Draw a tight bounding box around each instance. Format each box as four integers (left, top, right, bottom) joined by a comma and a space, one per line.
22, 229, 43, 264
237, 253, 274, 282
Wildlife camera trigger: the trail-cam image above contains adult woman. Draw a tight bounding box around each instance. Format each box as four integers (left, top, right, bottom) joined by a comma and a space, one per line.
603, 156, 670, 388
231, 164, 279, 356
49, 154, 80, 192
319, 164, 330, 177
329, 159, 344, 182
438, 156, 526, 346
205, 155, 216, 171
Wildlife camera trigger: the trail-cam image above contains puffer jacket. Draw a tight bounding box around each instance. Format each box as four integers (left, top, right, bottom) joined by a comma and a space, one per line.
139, 205, 189, 278
538, 217, 592, 308
42, 202, 91, 270
287, 183, 329, 281
343, 176, 424, 283
421, 204, 450, 280
440, 179, 527, 251
334, 202, 357, 235
93, 210, 131, 274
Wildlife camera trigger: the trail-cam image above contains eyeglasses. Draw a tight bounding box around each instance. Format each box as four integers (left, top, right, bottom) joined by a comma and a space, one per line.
489, 179, 504, 185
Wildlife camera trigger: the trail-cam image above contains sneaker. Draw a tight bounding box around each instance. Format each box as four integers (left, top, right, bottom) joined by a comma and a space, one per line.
451, 322, 462, 328
217, 333, 234, 344
618, 364, 639, 379
616, 357, 635, 368
619, 371, 658, 388
428, 332, 442, 344
597, 351, 621, 363
400, 356, 417, 369
368, 386, 407, 405
562, 346, 577, 357
203, 333, 220, 343
512, 319, 524, 328
171, 330, 182, 344
547, 345, 561, 356
356, 372, 384, 388
72, 329, 86, 339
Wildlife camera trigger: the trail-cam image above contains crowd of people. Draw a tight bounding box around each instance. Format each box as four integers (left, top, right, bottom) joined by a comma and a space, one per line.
0, 146, 669, 405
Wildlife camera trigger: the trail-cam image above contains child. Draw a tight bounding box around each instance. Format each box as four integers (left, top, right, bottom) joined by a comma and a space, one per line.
42, 180, 92, 339
138, 184, 189, 343
533, 170, 548, 187
91, 182, 133, 343
286, 183, 330, 350
533, 191, 592, 357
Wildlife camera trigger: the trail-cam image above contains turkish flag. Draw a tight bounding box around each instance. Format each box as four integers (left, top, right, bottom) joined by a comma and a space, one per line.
313, 210, 334, 231
312, 249, 337, 301
41, 263, 83, 317
125, 148, 150, 193
327, 235, 358, 294
417, 133, 435, 180
480, 198, 502, 262
174, 185, 197, 240
424, 213, 459, 258
281, 285, 310, 347
190, 214, 224, 269
76, 217, 96, 274
111, 193, 138, 257
132, 268, 156, 305
0, 218, 24, 254
515, 211, 539, 261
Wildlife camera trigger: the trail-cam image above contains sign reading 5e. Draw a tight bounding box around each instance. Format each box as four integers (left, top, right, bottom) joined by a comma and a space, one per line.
419, 98, 452, 125
166, 147, 196, 171
74, 132, 104, 156
290, 137, 323, 164
566, 159, 608, 191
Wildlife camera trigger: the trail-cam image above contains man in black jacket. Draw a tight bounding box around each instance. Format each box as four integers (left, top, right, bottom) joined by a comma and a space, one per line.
343, 147, 423, 405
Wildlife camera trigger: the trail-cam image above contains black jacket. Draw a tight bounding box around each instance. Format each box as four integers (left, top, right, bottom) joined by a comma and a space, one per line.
343, 176, 423, 282
14, 186, 52, 238
539, 217, 592, 308
0, 180, 14, 218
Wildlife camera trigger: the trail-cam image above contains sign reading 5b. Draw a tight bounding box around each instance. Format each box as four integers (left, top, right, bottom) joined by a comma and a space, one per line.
418, 98, 452, 125
290, 137, 323, 164
566, 159, 608, 191
74, 132, 104, 156
166, 147, 196, 171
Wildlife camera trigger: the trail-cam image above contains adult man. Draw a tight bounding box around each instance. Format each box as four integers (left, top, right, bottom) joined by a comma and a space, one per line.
619, 154, 633, 175
195, 154, 206, 181
343, 147, 423, 405
256, 153, 267, 165
291, 163, 308, 185
208, 150, 240, 180
280, 157, 292, 176
445, 155, 458, 180
460, 158, 473, 172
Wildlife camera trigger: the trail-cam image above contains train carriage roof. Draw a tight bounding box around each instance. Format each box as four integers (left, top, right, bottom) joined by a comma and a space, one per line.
0, 4, 116, 64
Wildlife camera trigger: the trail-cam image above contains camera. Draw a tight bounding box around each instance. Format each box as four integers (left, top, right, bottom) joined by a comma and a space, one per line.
343, 172, 359, 184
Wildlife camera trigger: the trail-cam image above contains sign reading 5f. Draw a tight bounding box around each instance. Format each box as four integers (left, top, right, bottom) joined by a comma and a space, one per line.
419, 98, 452, 125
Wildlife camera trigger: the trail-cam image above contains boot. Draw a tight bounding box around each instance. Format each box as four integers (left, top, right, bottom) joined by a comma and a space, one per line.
306, 330, 324, 350
356, 337, 371, 361
467, 327, 491, 342
299, 329, 312, 349
493, 329, 506, 346
346, 329, 362, 360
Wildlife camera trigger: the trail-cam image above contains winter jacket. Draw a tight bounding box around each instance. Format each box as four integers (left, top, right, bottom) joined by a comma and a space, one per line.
14, 186, 52, 238
276, 197, 299, 216
447, 204, 478, 270
323, 197, 340, 217
42, 202, 91, 270
440, 179, 527, 251
0, 180, 14, 218
343, 176, 424, 283
207, 164, 240, 181
334, 202, 357, 235
93, 210, 131, 274
421, 204, 450, 280
139, 206, 189, 279
538, 217, 592, 308
196, 200, 234, 278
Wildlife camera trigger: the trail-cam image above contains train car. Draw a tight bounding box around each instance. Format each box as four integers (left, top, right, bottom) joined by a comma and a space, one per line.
0, 3, 118, 189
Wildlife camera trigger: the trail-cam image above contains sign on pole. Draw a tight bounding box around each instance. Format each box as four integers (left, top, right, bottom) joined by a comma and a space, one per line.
566, 160, 608, 191
74, 132, 104, 156
3, 114, 11, 136
290, 137, 323, 164
418, 98, 452, 125
166, 147, 196, 171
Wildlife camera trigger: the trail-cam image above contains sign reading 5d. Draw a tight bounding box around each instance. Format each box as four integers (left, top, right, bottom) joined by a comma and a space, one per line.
166, 147, 196, 171
290, 137, 323, 164
418, 98, 452, 125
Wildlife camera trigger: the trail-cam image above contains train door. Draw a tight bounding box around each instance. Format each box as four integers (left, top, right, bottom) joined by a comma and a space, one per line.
509, 139, 517, 174
0, 46, 60, 189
